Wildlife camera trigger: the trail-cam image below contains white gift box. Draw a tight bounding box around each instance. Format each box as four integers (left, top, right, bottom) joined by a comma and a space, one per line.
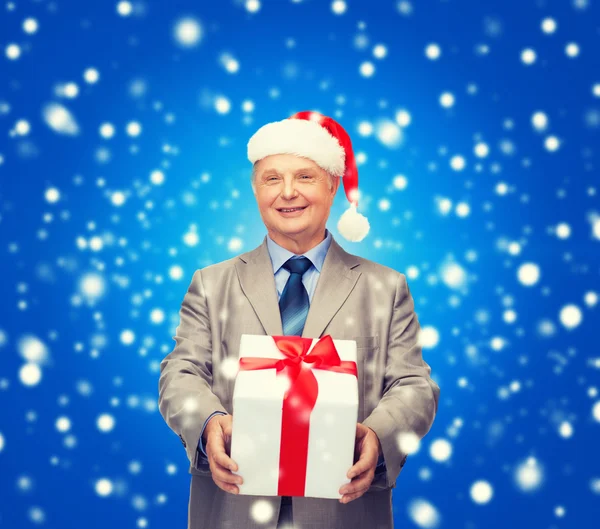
230, 334, 358, 500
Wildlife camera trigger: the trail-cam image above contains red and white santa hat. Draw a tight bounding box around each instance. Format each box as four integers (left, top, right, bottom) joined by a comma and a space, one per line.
247, 110, 370, 242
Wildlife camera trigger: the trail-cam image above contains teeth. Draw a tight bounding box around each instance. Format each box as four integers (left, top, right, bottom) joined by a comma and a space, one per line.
281, 208, 303, 212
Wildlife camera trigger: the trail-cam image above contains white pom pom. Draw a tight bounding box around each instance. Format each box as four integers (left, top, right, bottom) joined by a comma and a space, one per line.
337, 203, 370, 242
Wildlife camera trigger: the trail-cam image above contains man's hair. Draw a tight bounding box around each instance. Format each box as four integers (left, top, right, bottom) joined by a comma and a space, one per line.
251, 164, 336, 195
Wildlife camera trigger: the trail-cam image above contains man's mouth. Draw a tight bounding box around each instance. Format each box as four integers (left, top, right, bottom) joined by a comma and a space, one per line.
276, 206, 308, 213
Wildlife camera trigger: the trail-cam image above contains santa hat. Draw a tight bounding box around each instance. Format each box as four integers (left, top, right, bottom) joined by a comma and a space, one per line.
247, 110, 370, 242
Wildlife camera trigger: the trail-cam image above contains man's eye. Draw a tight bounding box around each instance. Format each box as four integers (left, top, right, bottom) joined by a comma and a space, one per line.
300, 175, 311, 179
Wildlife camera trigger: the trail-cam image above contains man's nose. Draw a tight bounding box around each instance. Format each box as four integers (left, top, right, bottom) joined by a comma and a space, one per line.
281, 180, 297, 197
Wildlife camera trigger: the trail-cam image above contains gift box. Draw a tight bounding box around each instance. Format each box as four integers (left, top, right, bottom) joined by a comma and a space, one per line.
230, 334, 359, 500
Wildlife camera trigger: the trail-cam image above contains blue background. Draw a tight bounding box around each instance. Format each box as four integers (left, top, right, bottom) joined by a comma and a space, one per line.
1, 0, 599, 528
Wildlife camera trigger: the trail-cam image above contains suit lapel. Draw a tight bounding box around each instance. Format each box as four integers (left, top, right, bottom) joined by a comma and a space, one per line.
235, 233, 362, 339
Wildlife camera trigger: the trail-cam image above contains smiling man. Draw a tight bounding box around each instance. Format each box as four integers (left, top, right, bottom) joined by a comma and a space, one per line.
158, 111, 440, 529
253, 155, 339, 255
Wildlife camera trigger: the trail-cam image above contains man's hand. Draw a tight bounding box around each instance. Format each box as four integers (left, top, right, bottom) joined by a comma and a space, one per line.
338, 423, 382, 504
204, 414, 243, 495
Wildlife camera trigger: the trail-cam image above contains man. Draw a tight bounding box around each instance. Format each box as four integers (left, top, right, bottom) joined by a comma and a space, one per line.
158, 111, 440, 529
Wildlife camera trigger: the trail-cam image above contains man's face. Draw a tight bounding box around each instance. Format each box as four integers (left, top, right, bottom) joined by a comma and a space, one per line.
253, 154, 340, 244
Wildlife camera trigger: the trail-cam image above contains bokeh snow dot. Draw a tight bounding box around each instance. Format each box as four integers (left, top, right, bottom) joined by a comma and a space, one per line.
56, 416, 71, 433
376, 120, 401, 147
521, 48, 537, 65
97, 413, 115, 432
95, 478, 113, 496
441, 262, 467, 289
393, 174, 408, 190
373, 44, 387, 59
558, 421, 573, 438
474, 142, 489, 158
517, 263, 540, 286
395, 109, 411, 127
359, 61, 375, 77
331, 1, 347, 15
515, 458, 543, 491
584, 291, 598, 307
470, 480, 493, 504
15, 119, 30, 135
42, 103, 80, 135
408, 499, 440, 528
556, 223, 571, 239
425, 43, 441, 60
592, 401, 600, 422
397, 431, 421, 454
455, 202, 470, 217
559, 304, 582, 329
17, 335, 42, 369
419, 326, 440, 349
150, 308, 165, 324
83, 68, 100, 84
169, 265, 184, 280
120, 329, 135, 345
99, 123, 115, 139
126, 121, 142, 137
450, 155, 466, 171
545, 136, 560, 151
174, 17, 203, 47
430, 438, 452, 462
378, 198, 391, 211
23, 18, 39, 34
80, 273, 106, 300
541, 18, 557, 34
111, 191, 126, 206
565, 42, 580, 58
245, 0, 261, 13
215, 96, 231, 114
20, 363, 42, 386
532, 111, 548, 131
116, 2, 133, 17
228, 237, 243, 252
45, 187, 60, 203
150, 170, 165, 185
6, 43, 21, 60
250, 499, 274, 524
440, 92, 454, 108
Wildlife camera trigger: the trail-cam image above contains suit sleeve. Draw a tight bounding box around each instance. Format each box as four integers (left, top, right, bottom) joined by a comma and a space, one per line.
362, 272, 440, 488
158, 269, 228, 470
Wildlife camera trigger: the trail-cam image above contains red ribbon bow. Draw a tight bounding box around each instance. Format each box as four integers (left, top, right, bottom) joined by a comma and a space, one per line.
238, 334, 357, 496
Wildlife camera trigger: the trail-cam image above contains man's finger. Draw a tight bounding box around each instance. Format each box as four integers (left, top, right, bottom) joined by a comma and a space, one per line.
340, 485, 370, 504
210, 442, 238, 472
214, 477, 240, 495
339, 474, 373, 503
207, 430, 238, 471
347, 448, 370, 478
340, 468, 372, 494
213, 460, 244, 486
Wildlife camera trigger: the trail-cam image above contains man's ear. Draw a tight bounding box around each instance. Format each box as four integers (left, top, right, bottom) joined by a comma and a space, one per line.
333, 175, 341, 196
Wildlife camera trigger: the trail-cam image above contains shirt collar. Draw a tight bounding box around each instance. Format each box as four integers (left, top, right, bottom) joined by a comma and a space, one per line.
266, 228, 332, 274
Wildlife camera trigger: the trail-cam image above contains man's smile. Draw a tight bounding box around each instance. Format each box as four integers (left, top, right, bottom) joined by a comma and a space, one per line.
276, 205, 308, 215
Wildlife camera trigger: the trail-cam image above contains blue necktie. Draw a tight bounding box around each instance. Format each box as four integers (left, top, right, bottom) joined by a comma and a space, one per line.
279, 256, 312, 336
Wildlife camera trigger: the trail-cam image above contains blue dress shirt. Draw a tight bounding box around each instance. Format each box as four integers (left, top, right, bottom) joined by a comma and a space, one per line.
196, 229, 385, 474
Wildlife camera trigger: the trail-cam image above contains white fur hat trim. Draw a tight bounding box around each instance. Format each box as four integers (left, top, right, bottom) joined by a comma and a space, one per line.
247, 118, 346, 177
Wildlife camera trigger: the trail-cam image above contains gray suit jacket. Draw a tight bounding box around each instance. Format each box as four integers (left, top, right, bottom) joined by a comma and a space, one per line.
158, 233, 440, 529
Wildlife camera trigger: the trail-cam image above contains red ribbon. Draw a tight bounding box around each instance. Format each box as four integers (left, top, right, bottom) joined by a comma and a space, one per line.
238, 334, 357, 496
